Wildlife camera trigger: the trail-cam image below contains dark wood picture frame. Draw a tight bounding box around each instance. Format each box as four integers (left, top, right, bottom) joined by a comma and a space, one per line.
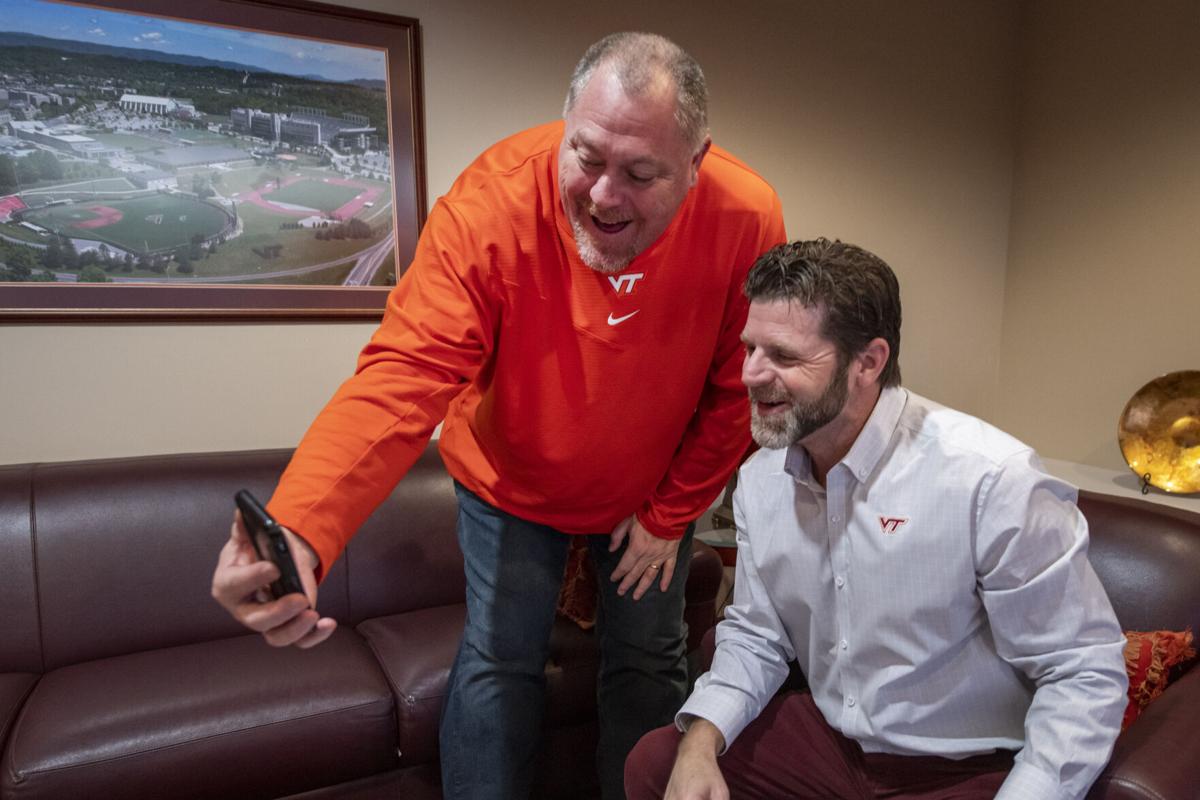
1, 0, 425, 321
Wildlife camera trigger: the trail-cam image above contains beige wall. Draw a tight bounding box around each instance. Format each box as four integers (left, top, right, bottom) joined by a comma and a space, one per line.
998, 0, 1200, 470
5, 0, 1020, 464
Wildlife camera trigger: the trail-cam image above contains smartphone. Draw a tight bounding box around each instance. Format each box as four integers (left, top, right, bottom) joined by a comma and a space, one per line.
234, 489, 307, 601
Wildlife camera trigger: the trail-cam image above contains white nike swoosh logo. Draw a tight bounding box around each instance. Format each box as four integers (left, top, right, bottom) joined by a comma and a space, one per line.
607, 310, 640, 326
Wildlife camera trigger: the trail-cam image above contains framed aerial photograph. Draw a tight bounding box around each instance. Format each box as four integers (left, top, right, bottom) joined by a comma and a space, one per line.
0, 0, 425, 320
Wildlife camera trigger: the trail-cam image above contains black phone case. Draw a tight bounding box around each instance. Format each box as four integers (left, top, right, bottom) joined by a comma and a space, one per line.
235, 489, 307, 600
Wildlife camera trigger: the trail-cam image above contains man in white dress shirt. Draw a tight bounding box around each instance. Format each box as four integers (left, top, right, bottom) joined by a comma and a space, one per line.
625, 238, 1128, 800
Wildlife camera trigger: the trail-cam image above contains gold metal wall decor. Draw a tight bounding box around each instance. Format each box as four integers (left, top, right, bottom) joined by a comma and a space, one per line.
1118, 370, 1200, 495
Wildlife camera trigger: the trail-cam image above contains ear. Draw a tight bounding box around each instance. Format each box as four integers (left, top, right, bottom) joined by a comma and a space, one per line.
853, 338, 890, 388
688, 136, 712, 184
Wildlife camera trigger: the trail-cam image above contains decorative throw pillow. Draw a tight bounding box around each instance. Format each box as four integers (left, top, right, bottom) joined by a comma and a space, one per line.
1121, 628, 1196, 730
556, 537, 597, 629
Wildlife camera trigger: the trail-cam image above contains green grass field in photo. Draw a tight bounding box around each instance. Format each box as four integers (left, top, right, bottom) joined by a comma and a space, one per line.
265, 179, 362, 212
24, 194, 231, 253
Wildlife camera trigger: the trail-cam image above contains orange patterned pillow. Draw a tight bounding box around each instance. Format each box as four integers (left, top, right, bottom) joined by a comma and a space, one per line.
1121, 628, 1196, 730
556, 537, 597, 629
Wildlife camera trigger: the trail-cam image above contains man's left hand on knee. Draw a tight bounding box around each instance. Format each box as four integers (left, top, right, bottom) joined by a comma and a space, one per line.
608, 516, 681, 600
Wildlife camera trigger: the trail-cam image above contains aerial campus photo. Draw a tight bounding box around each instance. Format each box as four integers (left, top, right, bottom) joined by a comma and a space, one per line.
0, 0, 398, 288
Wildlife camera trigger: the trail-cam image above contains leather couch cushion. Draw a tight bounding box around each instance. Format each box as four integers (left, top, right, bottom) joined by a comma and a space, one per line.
27, 451, 352, 671
0, 674, 37, 754
357, 604, 463, 768
279, 765, 442, 800
1, 630, 397, 800
0, 466, 40, 673
358, 604, 601, 768
1080, 491, 1200, 633
342, 447, 465, 623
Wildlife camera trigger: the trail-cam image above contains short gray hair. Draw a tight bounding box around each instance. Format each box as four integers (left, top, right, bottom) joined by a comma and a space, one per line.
563, 32, 708, 150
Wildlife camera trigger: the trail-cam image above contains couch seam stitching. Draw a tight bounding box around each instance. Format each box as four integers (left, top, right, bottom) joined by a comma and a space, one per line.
1099, 775, 1167, 800
29, 464, 45, 675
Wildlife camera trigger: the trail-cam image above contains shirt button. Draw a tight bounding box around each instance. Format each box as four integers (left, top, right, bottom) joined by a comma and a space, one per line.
835, 576, 845, 588
831, 515, 839, 523
840, 639, 848, 650
847, 697, 856, 707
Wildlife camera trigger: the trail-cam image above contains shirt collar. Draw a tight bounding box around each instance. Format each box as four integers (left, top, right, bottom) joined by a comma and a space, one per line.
841, 386, 907, 482
783, 443, 811, 483
784, 386, 908, 485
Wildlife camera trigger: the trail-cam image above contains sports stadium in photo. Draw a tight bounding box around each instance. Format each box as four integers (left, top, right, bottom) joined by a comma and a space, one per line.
15, 193, 236, 258
240, 174, 384, 219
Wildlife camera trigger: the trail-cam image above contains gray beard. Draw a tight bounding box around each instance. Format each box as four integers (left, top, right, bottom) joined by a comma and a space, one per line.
749, 361, 849, 449
570, 216, 634, 274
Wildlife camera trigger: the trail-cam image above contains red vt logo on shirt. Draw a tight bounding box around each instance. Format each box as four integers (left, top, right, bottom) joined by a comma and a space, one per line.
878, 516, 908, 534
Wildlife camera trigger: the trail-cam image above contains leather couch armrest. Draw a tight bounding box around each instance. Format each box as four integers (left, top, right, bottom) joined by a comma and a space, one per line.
685, 540, 723, 606
684, 541, 723, 655
700, 626, 717, 673
1089, 665, 1200, 799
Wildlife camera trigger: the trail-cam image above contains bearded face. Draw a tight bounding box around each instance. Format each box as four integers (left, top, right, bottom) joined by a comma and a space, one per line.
558, 68, 705, 274
748, 355, 850, 449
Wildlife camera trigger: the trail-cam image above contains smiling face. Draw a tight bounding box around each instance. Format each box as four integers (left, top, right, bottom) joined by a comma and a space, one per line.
741, 299, 852, 450
559, 67, 708, 273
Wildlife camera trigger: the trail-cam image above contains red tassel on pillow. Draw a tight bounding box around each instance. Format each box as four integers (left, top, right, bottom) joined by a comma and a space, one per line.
1121, 628, 1196, 731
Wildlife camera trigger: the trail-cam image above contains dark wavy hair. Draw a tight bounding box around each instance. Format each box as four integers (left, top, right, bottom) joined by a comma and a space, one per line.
744, 238, 902, 388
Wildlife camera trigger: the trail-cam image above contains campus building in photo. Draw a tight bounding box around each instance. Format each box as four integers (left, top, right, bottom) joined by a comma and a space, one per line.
230, 106, 377, 150
139, 145, 255, 171
8, 120, 119, 160
119, 94, 196, 116
230, 108, 284, 141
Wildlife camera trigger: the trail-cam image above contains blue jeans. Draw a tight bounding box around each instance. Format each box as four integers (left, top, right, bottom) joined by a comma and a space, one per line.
440, 484, 693, 800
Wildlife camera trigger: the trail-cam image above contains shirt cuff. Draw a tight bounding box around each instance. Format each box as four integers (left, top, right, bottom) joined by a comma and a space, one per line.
995, 759, 1064, 800
635, 507, 685, 539
675, 685, 753, 755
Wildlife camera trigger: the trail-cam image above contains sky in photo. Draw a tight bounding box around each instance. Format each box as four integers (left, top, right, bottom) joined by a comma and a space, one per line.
1, 0, 386, 83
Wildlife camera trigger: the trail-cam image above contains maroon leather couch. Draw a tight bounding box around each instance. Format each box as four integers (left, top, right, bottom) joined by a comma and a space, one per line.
0, 444, 724, 800
1079, 491, 1200, 800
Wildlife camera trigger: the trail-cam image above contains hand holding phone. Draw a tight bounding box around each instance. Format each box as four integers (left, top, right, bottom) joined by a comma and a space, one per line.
234, 489, 307, 601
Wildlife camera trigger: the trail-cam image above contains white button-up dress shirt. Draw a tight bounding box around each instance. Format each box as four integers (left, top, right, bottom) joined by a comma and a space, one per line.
681, 387, 1128, 800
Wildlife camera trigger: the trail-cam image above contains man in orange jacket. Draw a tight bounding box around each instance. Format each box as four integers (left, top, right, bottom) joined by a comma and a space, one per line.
212, 32, 785, 800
